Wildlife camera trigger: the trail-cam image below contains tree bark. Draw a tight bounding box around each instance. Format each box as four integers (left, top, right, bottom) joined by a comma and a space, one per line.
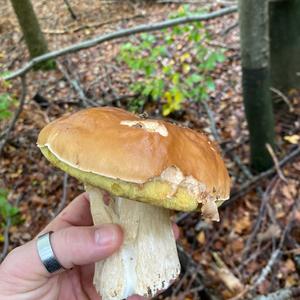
269, 0, 300, 92
238, 0, 275, 171
10, 0, 50, 63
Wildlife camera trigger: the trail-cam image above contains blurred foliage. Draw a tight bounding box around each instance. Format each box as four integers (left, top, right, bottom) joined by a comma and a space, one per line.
0, 77, 15, 122
119, 5, 225, 115
0, 93, 14, 121
0, 189, 21, 229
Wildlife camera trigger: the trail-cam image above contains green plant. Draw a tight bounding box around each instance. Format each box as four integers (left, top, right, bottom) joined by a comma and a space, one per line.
0, 189, 21, 228
119, 5, 225, 115
127, 98, 148, 112
0, 93, 13, 121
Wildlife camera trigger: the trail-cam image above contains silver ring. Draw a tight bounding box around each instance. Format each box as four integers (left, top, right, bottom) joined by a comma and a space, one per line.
37, 231, 65, 274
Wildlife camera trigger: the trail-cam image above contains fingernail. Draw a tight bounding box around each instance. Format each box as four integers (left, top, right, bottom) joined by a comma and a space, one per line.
94, 224, 119, 246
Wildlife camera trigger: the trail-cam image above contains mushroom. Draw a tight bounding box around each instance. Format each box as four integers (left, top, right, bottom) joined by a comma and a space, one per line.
37, 107, 230, 300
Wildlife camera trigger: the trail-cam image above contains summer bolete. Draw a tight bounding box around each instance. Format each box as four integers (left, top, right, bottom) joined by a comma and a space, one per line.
37, 107, 230, 300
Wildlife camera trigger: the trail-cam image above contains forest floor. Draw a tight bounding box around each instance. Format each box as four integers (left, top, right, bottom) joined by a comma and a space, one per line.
0, 1, 300, 299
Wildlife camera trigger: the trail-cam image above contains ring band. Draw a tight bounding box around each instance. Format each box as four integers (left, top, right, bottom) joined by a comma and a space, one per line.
37, 231, 65, 274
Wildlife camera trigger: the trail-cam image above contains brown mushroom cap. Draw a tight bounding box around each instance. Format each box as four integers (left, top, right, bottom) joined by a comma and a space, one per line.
38, 107, 230, 215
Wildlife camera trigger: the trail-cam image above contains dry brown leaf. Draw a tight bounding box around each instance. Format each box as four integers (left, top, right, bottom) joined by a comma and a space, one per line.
231, 238, 244, 252
284, 259, 296, 273
294, 209, 300, 222
281, 182, 297, 200
285, 275, 298, 287
257, 280, 270, 295
233, 213, 251, 234
197, 231, 206, 245
257, 224, 281, 242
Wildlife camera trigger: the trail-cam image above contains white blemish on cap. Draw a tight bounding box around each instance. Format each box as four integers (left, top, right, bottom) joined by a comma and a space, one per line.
120, 120, 168, 137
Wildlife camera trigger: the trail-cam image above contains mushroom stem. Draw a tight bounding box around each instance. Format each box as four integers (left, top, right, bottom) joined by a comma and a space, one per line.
86, 185, 180, 300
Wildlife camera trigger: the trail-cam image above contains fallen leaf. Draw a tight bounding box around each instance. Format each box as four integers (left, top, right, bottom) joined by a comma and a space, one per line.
284, 134, 300, 144
285, 274, 298, 287
231, 238, 244, 252
234, 213, 251, 234
257, 224, 281, 242
197, 231, 206, 244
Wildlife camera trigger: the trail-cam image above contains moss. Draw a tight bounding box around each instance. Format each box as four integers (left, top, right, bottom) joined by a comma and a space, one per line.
33, 59, 56, 71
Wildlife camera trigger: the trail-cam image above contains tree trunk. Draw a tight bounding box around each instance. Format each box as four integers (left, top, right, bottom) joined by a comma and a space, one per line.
238, 0, 275, 172
269, 0, 300, 92
10, 0, 52, 68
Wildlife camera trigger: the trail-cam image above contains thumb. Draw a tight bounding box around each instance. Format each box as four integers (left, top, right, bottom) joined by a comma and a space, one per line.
2, 224, 123, 278
50, 224, 123, 269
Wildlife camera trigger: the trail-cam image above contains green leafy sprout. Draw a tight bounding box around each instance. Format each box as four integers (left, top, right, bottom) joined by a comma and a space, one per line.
0, 189, 21, 229
0, 93, 14, 121
118, 5, 225, 115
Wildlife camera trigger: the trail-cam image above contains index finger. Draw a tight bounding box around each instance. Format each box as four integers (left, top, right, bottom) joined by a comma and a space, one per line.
40, 192, 93, 234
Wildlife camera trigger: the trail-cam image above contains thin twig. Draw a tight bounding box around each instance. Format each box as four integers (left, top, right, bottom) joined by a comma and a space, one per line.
266, 143, 287, 183
56, 61, 97, 107
0, 76, 27, 155
4, 6, 237, 81
270, 87, 294, 112
178, 147, 299, 224
231, 155, 252, 180
54, 173, 69, 217
63, 0, 77, 20
43, 14, 146, 35
253, 287, 300, 300
158, 0, 207, 3
254, 249, 281, 287
220, 21, 239, 36
202, 100, 220, 141
229, 188, 298, 300
177, 244, 222, 300
240, 179, 277, 262
252, 198, 298, 288
222, 146, 300, 208
238, 242, 272, 273
171, 266, 192, 297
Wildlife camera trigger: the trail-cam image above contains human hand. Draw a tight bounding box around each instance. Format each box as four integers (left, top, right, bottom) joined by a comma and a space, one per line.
0, 193, 179, 300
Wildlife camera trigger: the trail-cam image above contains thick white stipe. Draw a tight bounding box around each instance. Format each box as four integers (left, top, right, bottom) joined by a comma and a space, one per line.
86, 185, 180, 300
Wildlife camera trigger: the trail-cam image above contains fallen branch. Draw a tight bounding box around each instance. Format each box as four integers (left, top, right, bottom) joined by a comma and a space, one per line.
221, 146, 300, 208
63, 0, 77, 20
202, 100, 220, 141
252, 197, 298, 289
240, 178, 277, 262
266, 143, 287, 182
56, 61, 97, 107
43, 14, 146, 35
3, 6, 237, 81
220, 21, 238, 36
0, 76, 27, 155
255, 249, 281, 287
177, 244, 222, 300
230, 198, 299, 300
270, 87, 294, 112
157, 0, 207, 3
177, 147, 299, 224
253, 287, 300, 300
